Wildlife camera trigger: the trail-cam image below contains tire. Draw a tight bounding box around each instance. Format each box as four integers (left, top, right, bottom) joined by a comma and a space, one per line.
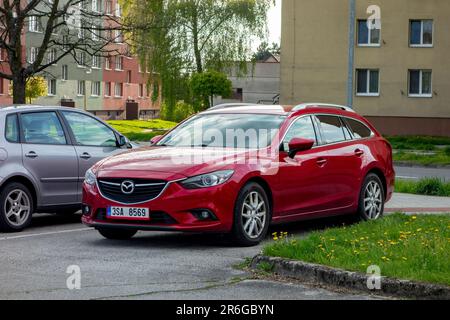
230, 182, 271, 247
97, 228, 137, 240
0, 182, 34, 232
357, 173, 385, 221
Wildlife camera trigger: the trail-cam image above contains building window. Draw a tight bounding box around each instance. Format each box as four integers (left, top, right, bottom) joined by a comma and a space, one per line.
410, 20, 433, 47
356, 69, 379, 96
126, 70, 132, 83
62, 35, 69, 51
114, 82, 123, 97
91, 26, 100, 41
115, 56, 123, 70
0, 48, 5, 61
78, 52, 86, 67
92, 55, 101, 69
105, 57, 111, 70
138, 84, 144, 97
409, 70, 432, 97
357, 20, 380, 46
91, 81, 101, 96
114, 30, 123, 43
92, 0, 101, 13
105, 82, 111, 96
29, 16, 42, 32
62, 65, 68, 80
77, 80, 86, 96
28, 47, 39, 64
0, 78, 4, 95
47, 48, 57, 65
48, 79, 57, 96
115, 2, 122, 17
106, 0, 113, 15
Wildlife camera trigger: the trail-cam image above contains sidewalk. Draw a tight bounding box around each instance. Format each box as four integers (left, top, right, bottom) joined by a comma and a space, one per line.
386, 193, 450, 214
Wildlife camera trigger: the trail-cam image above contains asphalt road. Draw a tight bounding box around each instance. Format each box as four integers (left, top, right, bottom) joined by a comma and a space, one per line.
395, 165, 450, 181
0, 214, 378, 300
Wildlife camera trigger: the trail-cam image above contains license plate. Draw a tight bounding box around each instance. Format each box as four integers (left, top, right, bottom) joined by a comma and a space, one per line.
107, 207, 150, 221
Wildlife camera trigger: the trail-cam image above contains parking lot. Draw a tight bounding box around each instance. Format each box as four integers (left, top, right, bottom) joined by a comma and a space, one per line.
0, 213, 378, 300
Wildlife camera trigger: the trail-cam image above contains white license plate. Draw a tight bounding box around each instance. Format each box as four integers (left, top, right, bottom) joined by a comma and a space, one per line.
107, 207, 150, 221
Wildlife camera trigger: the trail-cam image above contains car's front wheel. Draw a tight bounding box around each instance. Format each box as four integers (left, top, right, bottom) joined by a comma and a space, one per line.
357, 173, 385, 221
0, 182, 34, 232
231, 182, 271, 246
97, 228, 137, 240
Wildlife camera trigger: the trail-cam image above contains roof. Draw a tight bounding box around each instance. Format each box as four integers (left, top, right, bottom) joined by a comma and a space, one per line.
0, 105, 84, 113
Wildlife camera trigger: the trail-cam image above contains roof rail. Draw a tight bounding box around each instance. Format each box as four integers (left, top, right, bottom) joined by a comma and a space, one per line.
208, 103, 259, 111
293, 103, 356, 113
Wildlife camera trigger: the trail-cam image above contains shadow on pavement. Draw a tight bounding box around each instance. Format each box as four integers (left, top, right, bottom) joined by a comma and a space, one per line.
30, 213, 82, 228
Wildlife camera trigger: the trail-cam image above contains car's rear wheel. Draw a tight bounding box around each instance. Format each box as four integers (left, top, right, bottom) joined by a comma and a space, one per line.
357, 173, 385, 221
97, 228, 137, 240
0, 182, 34, 232
231, 182, 270, 246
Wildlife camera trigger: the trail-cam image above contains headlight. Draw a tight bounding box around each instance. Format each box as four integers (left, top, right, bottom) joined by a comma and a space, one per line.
180, 170, 234, 189
84, 169, 97, 186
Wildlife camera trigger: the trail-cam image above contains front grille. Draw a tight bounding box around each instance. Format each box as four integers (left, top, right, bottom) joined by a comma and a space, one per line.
95, 209, 177, 225
98, 178, 167, 204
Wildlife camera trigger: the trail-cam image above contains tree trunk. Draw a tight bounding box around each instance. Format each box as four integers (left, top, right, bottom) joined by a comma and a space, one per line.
192, 8, 203, 73
12, 75, 27, 104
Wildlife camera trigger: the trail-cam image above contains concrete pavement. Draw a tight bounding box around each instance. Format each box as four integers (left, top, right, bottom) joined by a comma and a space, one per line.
395, 165, 450, 181
385, 193, 450, 213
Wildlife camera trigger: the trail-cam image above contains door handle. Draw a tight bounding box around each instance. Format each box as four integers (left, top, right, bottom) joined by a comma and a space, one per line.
25, 151, 38, 159
355, 149, 365, 157
80, 152, 92, 160
316, 158, 328, 166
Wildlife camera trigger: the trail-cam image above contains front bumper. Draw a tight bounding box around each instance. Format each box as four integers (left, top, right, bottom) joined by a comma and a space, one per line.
81, 179, 239, 233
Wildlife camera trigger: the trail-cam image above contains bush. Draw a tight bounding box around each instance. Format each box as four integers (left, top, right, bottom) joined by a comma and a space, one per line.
395, 178, 450, 197
160, 101, 196, 122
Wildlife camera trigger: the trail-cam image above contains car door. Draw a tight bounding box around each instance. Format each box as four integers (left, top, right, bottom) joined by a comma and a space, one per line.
20, 111, 79, 206
60, 111, 124, 201
276, 115, 332, 216
315, 115, 361, 209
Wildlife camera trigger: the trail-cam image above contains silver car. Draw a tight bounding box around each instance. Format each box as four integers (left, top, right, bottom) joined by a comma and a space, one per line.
0, 105, 135, 232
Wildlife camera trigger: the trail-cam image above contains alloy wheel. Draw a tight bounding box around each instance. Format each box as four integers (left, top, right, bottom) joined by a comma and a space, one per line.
4, 189, 31, 227
364, 181, 383, 220
241, 191, 267, 239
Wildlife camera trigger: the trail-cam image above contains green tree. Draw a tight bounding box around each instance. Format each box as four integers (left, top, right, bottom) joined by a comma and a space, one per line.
253, 41, 280, 61
190, 71, 232, 109
125, 0, 273, 107
10, 76, 47, 104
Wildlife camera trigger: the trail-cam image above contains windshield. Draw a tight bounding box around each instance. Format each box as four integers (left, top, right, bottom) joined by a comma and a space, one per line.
157, 113, 285, 149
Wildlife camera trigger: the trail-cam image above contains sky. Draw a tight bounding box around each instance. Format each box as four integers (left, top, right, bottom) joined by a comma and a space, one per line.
267, 0, 282, 45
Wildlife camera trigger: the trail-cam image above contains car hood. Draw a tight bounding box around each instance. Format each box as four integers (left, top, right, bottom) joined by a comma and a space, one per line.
95, 146, 260, 180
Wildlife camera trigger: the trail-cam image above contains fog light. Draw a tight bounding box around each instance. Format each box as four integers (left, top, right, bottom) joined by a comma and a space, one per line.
190, 209, 217, 221
82, 205, 91, 216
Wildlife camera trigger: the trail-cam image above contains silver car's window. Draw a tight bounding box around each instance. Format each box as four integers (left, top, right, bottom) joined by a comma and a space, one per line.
62, 111, 117, 147
283, 116, 317, 151
5, 114, 19, 143
21, 112, 67, 145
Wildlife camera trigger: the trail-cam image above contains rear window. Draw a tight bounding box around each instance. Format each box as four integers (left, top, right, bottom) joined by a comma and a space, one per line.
316, 115, 347, 144
345, 118, 372, 139
5, 114, 19, 143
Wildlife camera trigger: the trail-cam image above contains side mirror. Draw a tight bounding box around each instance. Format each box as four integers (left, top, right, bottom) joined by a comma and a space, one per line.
150, 135, 163, 145
288, 138, 315, 158
118, 135, 132, 149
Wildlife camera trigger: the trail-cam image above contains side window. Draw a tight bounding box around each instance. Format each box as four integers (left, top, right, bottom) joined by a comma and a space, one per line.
21, 112, 67, 145
345, 118, 372, 139
283, 116, 317, 151
62, 111, 117, 147
5, 114, 19, 143
316, 115, 346, 144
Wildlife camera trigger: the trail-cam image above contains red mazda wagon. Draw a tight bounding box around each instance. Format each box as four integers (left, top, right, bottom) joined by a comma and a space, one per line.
82, 103, 395, 246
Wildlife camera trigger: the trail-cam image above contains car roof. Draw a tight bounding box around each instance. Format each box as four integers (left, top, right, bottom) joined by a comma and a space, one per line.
0, 105, 86, 114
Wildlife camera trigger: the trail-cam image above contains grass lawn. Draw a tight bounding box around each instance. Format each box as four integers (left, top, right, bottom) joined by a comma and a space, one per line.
107, 119, 177, 142
396, 178, 450, 197
387, 136, 450, 166
263, 213, 450, 286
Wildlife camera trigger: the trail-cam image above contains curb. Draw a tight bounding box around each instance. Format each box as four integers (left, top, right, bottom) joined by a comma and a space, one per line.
394, 162, 450, 169
251, 255, 450, 300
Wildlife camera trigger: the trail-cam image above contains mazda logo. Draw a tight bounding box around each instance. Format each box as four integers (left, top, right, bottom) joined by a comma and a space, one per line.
121, 180, 135, 194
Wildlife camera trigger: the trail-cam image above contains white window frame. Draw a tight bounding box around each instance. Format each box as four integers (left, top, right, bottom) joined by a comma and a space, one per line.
47, 78, 57, 96
115, 2, 122, 17
92, 0, 101, 13
104, 57, 111, 70
91, 81, 101, 96
356, 69, 380, 97
28, 47, 39, 64
410, 20, 434, 48
105, 0, 113, 15
357, 19, 381, 47
104, 82, 111, 97
62, 65, 68, 81
408, 70, 432, 98
115, 56, 123, 71
29, 16, 42, 32
114, 82, 122, 97
91, 26, 100, 41
78, 52, 86, 68
138, 84, 144, 97
77, 80, 86, 96
92, 55, 101, 69
47, 48, 57, 65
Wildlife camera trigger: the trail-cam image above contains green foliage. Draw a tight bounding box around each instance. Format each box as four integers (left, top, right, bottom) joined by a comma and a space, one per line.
107, 119, 177, 141
252, 41, 280, 62
387, 136, 450, 151
396, 178, 450, 197
160, 101, 196, 123
263, 214, 450, 285
125, 0, 273, 108
10, 76, 47, 104
190, 71, 232, 109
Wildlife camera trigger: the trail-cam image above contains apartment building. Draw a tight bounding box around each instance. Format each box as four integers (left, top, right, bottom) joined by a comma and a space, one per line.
281, 0, 450, 136
0, 0, 160, 120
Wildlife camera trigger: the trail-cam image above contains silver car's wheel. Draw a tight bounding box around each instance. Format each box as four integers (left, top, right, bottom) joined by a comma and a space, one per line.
241, 191, 267, 239
4, 189, 32, 227
364, 181, 383, 220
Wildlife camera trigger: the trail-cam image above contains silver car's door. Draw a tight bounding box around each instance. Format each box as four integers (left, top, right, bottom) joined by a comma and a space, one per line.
20, 111, 78, 206
60, 111, 124, 202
